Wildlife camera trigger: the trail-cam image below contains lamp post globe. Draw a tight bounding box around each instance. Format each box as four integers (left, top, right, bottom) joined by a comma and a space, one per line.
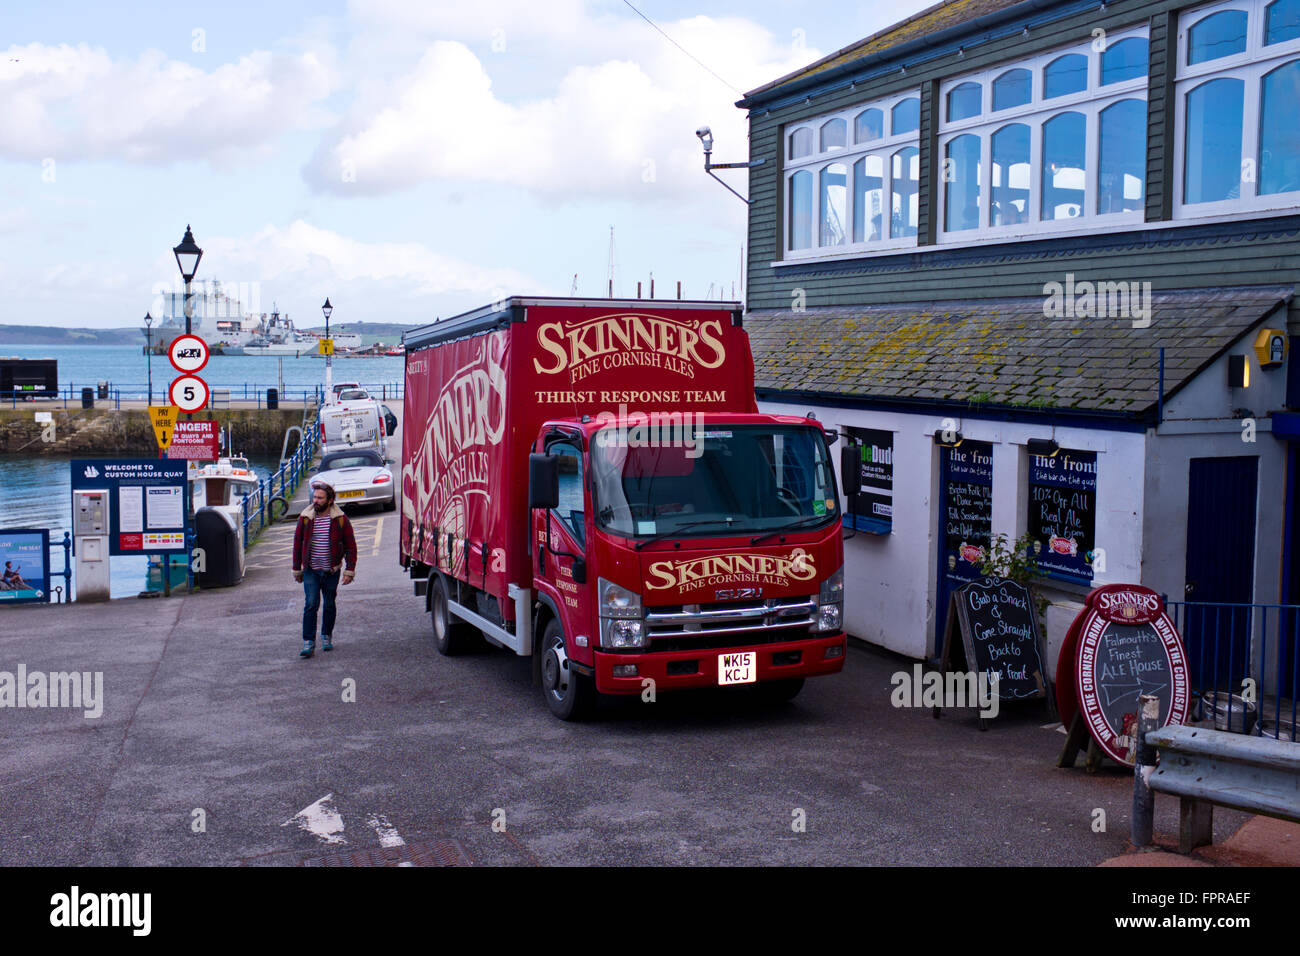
172, 225, 203, 336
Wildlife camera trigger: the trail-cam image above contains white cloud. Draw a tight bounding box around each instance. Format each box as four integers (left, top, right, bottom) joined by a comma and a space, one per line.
306, 8, 821, 200
0, 43, 334, 164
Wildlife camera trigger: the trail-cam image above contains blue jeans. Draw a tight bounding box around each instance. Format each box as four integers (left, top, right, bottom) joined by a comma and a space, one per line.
302, 569, 340, 642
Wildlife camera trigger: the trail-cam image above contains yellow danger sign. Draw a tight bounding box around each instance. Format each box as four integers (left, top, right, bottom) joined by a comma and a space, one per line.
318, 338, 334, 356
148, 405, 179, 450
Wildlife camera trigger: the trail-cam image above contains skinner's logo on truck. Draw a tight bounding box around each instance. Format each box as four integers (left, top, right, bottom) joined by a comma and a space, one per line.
646, 549, 815, 592
532, 312, 726, 383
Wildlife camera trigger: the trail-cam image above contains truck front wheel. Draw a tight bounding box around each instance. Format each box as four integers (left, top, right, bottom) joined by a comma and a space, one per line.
540, 618, 595, 721
430, 573, 479, 655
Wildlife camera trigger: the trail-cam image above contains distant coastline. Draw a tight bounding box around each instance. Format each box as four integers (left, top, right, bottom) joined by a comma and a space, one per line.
0, 322, 414, 347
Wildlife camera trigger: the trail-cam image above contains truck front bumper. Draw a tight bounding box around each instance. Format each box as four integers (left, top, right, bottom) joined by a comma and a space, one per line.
592, 633, 846, 695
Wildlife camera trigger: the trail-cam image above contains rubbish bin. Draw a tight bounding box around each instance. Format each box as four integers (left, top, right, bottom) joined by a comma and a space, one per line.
97, 381, 109, 400
194, 507, 243, 587
267, 387, 279, 410
81, 387, 94, 409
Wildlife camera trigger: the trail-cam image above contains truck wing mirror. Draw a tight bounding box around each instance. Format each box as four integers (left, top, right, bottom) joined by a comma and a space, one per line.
529, 453, 560, 510
823, 428, 839, 445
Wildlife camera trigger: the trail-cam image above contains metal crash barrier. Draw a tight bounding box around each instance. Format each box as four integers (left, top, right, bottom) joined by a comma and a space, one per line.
1134, 719, 1300, 853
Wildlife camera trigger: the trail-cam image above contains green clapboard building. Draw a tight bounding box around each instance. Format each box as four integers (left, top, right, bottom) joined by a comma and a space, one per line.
734, 0, 1300, 702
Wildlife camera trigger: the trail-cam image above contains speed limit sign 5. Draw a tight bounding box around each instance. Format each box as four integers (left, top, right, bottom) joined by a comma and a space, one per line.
168, 334, 210, 374
169, 374, 209, 412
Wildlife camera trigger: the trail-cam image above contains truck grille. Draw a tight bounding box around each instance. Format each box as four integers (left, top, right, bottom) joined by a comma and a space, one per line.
641, 596, 817, 652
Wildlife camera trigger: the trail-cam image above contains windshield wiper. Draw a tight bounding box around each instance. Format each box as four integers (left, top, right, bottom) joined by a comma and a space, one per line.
750, 514, 832, 546
634, 518, 738, 551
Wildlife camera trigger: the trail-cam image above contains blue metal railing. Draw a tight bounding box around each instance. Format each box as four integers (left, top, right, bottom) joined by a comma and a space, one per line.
1163, 599, 1299, 739
1, 382, 404, 409
240, 418, 320, 547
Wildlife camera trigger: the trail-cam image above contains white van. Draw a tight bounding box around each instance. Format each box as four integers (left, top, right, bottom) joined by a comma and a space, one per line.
319, 398, 386, 458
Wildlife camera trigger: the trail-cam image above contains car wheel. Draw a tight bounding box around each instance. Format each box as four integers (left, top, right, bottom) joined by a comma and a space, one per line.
539, 618, 596, 721
430, 573, 479, 655
383, 496, 396, 511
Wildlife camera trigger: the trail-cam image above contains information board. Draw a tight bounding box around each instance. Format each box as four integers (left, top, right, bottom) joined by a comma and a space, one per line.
70, 459, 188, 556
166, 420, 220, 460
0, 528, 50, 604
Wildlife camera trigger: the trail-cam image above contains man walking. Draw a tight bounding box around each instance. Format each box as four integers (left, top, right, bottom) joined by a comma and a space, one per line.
292, 479, 358, 659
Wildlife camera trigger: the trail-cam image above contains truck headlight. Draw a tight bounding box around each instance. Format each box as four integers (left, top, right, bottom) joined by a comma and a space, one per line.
813, 566, 844, 633
598, 577, 647, 649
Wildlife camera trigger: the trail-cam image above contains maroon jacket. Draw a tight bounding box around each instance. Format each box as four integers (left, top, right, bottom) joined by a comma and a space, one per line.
293, 504, 359, 573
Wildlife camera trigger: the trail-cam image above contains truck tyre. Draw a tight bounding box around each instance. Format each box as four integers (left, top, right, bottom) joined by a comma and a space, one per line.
757, 678, 805, 703
430, 573, 479, 655
540, 618, 595, 721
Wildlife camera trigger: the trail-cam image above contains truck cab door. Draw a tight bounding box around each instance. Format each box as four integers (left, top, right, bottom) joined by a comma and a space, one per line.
533, 440, 594, 662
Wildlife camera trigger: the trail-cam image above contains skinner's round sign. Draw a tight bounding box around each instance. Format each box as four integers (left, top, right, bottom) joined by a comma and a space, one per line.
1074, 584, 1190, 766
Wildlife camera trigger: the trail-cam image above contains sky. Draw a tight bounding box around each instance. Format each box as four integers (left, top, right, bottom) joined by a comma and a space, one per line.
0, 0, 935, 329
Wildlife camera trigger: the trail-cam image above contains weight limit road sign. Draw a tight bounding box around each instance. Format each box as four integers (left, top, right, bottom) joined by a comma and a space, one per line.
168, 334, 210, 374
169, 375, 209, 413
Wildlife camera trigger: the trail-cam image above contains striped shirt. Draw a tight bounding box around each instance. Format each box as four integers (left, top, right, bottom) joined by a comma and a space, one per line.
309, 514, 333, 570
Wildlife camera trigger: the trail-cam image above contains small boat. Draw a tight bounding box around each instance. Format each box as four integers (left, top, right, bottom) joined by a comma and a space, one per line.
191, 457, 262, 537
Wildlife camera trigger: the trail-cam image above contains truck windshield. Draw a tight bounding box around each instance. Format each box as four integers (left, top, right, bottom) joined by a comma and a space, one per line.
590, 424, 838, 538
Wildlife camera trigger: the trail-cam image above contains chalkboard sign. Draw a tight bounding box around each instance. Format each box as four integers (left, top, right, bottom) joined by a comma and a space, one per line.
1072, 584, 1190, 766
943, 442, 993, 569
1028, 450, 1096, 583
938, 577, 1049, 719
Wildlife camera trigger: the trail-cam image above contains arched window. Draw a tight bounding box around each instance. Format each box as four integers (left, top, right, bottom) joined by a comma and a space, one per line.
1259, 59, 1300, 194
820, 118, 847, 152
1098, 99, 1147, 213
1042, 111, 1087, 219
1266, 0, 1300, 44
992, 69, 1032, 110
853, 155, 885, 242
1183, 77, 1244, 203
820, 164, 848, 245
1044, 54, 1088, 97
1101, 37, 1149, 83
891, 97, 920, 135
789, 128, 814, 160
1188, 10, 1249, 64
944, 135, 982, 231
991, 124, 1031, 226
788, 170, 812, 249
854, 108, 884, 144
891, 147, 920, 237
947, 82, 982, 122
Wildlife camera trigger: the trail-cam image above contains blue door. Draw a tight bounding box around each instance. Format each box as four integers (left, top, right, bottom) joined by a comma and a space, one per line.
935, 441, 994, 657
1183, 456, 1258, 691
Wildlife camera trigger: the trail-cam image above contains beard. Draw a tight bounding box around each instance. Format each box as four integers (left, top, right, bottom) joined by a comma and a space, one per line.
314, 499, 330, 514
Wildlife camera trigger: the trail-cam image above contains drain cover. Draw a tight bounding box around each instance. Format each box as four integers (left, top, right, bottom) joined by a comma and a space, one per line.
303, 840, 473, 867
229, 599, 296, 615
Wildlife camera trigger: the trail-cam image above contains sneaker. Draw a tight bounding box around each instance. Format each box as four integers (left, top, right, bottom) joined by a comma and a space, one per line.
299, 640, 315, 659
322, 635, 333, 652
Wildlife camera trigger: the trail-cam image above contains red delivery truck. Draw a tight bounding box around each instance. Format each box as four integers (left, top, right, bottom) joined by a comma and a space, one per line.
400, 297, 847, 720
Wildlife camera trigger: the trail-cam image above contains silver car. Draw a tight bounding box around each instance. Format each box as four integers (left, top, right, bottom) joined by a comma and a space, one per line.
314, 448, 396, 511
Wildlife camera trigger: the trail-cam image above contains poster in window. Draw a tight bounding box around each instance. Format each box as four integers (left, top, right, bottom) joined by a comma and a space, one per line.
0, 528, 50, 604
847, 427, 893, 532
943, 441, 993, 570
1028, 449, 1096, 583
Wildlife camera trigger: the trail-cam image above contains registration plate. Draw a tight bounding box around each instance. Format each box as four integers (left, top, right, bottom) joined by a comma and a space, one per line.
338, 490, 365, 499
718, 652, 756, 685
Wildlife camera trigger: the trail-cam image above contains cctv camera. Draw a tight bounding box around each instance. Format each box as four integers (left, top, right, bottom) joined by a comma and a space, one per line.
695, 126, 712, 139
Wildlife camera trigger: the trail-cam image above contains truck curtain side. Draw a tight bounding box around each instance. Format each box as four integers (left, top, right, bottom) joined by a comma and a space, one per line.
400, 299, 755, 628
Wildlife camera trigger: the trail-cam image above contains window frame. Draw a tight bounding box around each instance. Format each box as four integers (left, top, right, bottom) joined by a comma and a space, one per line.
783, 90, 922, 259
935, 25, 1149, 241
1173, 0, 1300, 218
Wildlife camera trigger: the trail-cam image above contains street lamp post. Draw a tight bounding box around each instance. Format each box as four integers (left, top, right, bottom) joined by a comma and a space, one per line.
322, 297, 334, 398
172, 225, 204, 336
143, 312, 155, 404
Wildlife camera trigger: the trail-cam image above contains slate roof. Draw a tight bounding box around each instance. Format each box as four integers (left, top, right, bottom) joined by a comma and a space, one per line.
745, 286, 1293, 417
743, 0, 1025, 102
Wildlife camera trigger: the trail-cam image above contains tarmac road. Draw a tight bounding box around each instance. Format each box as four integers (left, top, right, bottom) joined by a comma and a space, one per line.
0, 416, 1250, 865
